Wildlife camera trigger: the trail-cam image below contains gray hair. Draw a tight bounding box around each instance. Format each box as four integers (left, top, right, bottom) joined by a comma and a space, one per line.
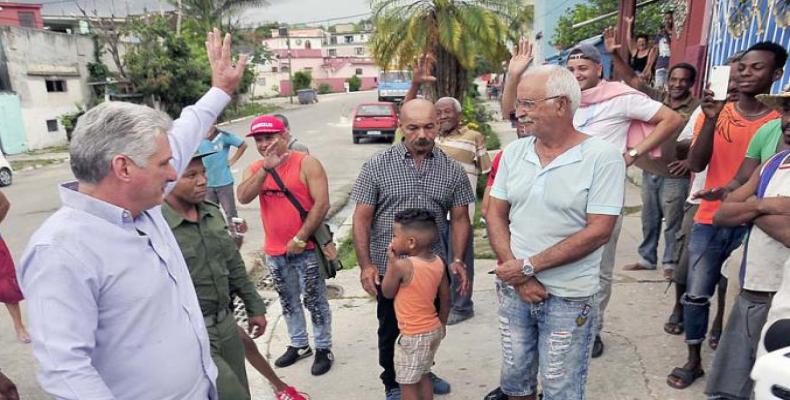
522, 65, 582, 114
69, 101, 173, 184
435, 97, 462, 112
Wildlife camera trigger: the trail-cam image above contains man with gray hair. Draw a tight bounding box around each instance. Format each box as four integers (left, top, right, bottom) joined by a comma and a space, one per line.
17, 29, 246, 400
487, 65, 625, 399
503, 40, 682, 358
434, 96, 491, 325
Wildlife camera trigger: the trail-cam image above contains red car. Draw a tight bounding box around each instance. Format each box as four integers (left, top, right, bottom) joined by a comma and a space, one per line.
352, 102, 398, 144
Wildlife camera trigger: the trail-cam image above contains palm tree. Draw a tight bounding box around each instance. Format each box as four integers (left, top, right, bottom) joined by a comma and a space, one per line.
370, 0, 525, 101
171, 0, 269, 32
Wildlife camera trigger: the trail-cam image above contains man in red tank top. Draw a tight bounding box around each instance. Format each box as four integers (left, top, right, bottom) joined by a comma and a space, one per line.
237, 115, 335, 376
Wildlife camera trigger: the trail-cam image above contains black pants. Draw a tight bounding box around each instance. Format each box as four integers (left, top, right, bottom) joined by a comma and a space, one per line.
377, 285, 400, 391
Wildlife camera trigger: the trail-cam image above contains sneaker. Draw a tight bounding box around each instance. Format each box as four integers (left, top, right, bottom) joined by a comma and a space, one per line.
447, 312, 474, 326
483, 387, 508, 400
591, 335, 604, 358
385, 387, 401, 400
275, 386, 309, 400
311, 348, 334, 375
275, 345, 312, 368
429, 372, 451, 395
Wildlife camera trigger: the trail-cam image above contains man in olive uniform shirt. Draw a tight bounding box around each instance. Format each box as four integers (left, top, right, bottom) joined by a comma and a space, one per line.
164, 150, 268, 400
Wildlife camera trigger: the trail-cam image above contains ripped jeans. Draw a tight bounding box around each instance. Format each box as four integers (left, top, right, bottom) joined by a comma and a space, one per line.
266, 252, 333, 349
496, 280, 597, 399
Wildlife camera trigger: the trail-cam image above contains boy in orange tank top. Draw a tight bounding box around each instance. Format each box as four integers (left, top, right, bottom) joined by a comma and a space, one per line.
382, 209, 451, 400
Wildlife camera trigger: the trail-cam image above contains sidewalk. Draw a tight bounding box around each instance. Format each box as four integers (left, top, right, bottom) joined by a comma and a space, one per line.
245, 103, 725, 399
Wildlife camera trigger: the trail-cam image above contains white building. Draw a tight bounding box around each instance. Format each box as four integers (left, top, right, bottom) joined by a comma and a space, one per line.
0, 25, 95, 150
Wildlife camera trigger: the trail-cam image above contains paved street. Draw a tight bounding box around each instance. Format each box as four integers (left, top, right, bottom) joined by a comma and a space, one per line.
0, 90, 388, 399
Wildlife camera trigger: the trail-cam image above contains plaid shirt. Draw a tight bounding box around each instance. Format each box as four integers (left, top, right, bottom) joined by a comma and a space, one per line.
351, 143, 475, 275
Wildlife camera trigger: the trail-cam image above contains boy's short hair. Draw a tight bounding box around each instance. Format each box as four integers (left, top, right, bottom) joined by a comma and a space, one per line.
394, 208, 437, 232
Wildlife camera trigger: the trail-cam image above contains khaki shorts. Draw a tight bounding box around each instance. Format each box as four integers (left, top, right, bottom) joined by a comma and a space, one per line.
394, 327, 444, 384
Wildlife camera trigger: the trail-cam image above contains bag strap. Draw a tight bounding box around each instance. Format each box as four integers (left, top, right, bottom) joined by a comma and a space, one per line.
266, 168, 309, 221
757, 150, 790, 198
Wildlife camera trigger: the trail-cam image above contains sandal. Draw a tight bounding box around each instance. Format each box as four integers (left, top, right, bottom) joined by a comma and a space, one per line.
667, 367, 704, 389
709, 330, 721, 350
663, 312, 684, 335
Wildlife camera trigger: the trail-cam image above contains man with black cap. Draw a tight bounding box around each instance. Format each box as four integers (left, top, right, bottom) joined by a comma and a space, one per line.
237, 115, 335, 376
164, 149, 308, 400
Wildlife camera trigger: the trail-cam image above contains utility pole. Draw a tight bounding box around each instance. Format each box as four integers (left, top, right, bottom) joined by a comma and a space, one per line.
176, 0, 182, 35
280, 26, 294, 104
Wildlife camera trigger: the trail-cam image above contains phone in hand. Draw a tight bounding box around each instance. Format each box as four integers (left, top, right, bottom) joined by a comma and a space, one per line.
709, 65, 731, 101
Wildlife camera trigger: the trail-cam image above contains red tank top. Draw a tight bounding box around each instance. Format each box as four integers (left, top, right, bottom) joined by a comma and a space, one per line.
249, 152, 316, 256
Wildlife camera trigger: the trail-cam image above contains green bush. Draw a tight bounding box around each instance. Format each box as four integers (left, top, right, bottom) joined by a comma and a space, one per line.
347, 75, 362, 92
318, 83, 333, 94
292, 71, 312, 91
222, 102, 282, 121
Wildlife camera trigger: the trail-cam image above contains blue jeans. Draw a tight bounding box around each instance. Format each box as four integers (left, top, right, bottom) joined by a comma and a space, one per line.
654, 68, 668, 88
682, 223, 747, 344
496, 281, 597, 399
442, 222, 474, 316
266, 252, 333, 349
637, 171, 689, 269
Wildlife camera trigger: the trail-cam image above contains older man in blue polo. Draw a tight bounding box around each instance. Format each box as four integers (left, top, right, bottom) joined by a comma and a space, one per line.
486, 64, 625, 399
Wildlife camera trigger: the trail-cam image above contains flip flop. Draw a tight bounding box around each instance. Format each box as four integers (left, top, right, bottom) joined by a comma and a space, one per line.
663, 312, 684, 335
667, 367, 705, 389
623, 263, 656, 271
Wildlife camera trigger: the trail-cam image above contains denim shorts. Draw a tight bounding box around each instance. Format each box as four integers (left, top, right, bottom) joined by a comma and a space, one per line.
496, 280, 597, 399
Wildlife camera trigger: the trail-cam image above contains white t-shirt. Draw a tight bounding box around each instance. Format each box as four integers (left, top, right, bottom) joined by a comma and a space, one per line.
742, 153, 790, 292
679, 106, 708, 204
573, 93, 663, 153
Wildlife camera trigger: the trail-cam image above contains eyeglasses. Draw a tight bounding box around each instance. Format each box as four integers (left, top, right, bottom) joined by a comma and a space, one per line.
516, 96, 562, 110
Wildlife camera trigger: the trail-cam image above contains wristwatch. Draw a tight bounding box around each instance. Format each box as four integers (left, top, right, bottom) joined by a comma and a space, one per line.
627, 148, 640, 158
292, 236, 307, 248
521, 259, 535, 278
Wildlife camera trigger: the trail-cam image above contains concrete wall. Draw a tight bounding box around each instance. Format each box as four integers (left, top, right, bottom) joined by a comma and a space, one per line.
0, 92, 27, 154
329, 63, 378, 79
0, 26, 93, 149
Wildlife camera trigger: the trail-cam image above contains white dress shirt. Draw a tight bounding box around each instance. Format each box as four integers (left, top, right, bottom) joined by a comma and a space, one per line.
18, 87, 231, 400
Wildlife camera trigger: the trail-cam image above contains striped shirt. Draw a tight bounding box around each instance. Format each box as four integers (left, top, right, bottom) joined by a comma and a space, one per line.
351, 143, 475, 275
435, 126, 492, 191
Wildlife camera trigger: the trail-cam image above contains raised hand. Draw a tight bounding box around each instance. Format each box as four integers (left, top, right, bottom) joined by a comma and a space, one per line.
205, 28, 248, 95
507, 37, 533, 78
701, 84, 726, 119
603, 26, 621, 54
412, 53, 437, 85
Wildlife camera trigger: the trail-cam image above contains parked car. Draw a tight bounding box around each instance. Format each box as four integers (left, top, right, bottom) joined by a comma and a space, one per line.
352, 102, 398, 144
0, 153, 12, 186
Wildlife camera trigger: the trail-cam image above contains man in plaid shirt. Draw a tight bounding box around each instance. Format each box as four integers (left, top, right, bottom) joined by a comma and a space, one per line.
352, 98, 474, 400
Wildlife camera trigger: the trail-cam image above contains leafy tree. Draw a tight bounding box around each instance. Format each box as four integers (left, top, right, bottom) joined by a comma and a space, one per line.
255, 22, 280, 38
124, 15, 211, 117
292, 71, 312, 91
318, 83, 333, 94
553, 0, 666, 50
370, 0, 522, 101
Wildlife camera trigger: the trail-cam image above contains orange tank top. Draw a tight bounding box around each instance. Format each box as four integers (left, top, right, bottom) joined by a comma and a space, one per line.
394, 256, 444, 335
249, 152, 316, 256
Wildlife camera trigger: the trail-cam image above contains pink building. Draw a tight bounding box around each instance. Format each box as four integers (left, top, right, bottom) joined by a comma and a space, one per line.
0, 2, 44, 29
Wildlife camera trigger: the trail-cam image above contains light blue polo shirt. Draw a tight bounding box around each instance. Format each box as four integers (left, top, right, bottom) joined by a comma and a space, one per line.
491, 136, 625, 297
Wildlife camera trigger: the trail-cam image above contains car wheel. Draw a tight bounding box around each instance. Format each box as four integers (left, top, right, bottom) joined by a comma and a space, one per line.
0, 168, 11, 186
353, 137, 360, 144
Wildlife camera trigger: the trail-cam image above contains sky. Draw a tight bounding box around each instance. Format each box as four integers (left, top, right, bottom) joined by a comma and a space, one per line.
28, 0, 372, 25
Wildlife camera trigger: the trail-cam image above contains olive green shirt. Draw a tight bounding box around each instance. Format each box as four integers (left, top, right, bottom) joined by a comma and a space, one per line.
163, 201, 266, 318
635, 84, 701, 177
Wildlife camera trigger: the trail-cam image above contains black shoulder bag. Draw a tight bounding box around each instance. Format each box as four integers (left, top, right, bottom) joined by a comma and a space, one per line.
266, 168, 342, 278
